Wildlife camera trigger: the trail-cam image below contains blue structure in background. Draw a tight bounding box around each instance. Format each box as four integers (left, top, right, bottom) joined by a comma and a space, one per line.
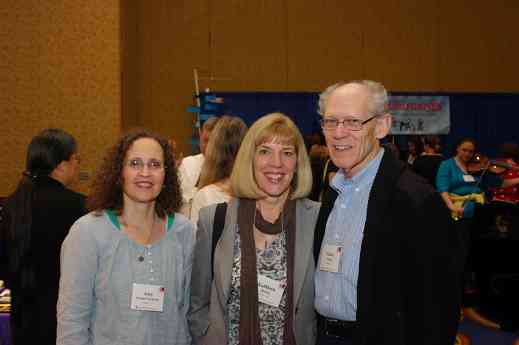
187, 94, 226, 152
203, 91, 519, 158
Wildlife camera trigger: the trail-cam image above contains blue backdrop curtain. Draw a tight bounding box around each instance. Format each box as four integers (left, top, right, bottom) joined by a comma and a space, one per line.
205, 92, 519, 158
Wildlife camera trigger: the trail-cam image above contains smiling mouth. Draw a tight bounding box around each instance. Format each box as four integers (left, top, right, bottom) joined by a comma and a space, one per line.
333, 144, 353, 152
135, 181, 153, 188
264, 173, 284, 184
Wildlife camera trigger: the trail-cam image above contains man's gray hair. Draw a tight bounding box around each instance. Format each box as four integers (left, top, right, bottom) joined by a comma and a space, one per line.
318, 80, 389, 116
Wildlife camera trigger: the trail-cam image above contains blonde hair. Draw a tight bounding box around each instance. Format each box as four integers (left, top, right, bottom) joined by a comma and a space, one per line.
230, 112, 312, 200
199, 116, 247, 188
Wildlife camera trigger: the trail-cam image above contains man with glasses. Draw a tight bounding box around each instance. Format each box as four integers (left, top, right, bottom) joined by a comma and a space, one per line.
314, 80, 460, 345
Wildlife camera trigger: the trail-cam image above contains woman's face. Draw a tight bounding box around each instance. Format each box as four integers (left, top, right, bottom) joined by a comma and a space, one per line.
253, 140, 297, 200
121, 138, 166, 207
456, 141, 475, 163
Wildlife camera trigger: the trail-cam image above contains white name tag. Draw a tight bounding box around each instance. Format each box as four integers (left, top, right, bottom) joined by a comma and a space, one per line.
319, 244, 343, 273
257, 274, 285, 307
130, 283, 165, 312
463, 174, 476, 182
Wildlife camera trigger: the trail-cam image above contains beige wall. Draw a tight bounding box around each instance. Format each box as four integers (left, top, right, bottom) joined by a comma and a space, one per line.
123, 0, 519, 158
2, 1, 517, 195
0, 0, 121, 196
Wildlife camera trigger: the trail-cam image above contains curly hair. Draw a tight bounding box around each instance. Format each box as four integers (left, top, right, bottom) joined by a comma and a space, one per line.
87, 129, 181, 217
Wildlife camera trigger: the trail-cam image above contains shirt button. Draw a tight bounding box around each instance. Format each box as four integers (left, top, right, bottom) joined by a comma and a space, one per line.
340, 203, 346, 209
324, 295, 330, 301
148, 260, 153, 264
150, 268, 154, 273
355, 187, 360, 192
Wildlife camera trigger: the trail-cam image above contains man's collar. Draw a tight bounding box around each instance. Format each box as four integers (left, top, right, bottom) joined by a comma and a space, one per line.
331, 148, 385, 191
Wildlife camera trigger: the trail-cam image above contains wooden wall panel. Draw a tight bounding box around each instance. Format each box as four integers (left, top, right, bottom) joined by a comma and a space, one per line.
121, 0, 139, 131
134, 0, 210, 156
0, 0, 40, 196
209, 0, 287, 91
126, 0, 519, 161
286, 0, 365, 91
0, 0, 121, 196
363, 1, 440, 91
438, 0, 519, 91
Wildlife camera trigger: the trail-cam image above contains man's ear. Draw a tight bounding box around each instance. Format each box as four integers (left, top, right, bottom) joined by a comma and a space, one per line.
375, 113, 392, 140
50, 160, 68, 180
53, 160, 66, 174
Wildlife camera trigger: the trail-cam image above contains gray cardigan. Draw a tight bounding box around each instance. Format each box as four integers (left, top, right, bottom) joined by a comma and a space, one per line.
188, 198, 319, 345
57, 211, 195, 345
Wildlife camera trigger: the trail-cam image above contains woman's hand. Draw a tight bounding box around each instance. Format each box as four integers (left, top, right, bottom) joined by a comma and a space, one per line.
449, 204, 464, 218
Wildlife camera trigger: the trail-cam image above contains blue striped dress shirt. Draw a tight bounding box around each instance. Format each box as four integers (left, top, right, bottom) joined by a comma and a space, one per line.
315, 148, 384, 321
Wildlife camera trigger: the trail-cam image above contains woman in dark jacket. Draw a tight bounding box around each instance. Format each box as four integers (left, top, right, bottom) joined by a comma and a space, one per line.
0, 128, 86, 345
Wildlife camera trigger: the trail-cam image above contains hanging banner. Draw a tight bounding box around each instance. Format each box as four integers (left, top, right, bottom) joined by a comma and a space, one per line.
388, 96, 450, 135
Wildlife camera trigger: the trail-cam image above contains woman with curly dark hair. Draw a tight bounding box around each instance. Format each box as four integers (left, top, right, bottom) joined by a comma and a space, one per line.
57, 130, 195, 345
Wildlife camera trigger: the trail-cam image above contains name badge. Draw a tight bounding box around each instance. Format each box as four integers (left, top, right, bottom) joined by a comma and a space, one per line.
319, 244, 342, 273
130, 283, 165, 312
257, 274, 285, 307
463, 174, 476, 182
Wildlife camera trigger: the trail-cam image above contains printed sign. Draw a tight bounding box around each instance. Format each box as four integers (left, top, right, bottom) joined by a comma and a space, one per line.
388, 96, 450, 135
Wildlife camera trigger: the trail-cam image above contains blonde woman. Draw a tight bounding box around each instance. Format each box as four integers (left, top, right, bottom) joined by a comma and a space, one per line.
189, 113, 319, 345
190, 116, 247, 225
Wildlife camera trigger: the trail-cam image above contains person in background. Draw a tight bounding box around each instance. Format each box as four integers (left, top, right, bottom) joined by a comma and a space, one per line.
0, 128, 86, 345
188, 113, 319, 345
489, 142, 519, 204
412, 135, 445, 187
57, 130, 195, 345
436, 138, 505, 337
381, 139, 400, 160
190, 116, 247, 225
314, 80, 459, 345
168, 138, 183, 168
436, 138, 488, 221
401, 135, 423, 166
306, 131, 332, 202
178, 116, 220, 217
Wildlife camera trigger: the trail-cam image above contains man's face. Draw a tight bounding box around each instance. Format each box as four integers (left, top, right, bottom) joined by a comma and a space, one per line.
62, 152, 81, 186
322, 84, 390, 178
199, 128, 211, 155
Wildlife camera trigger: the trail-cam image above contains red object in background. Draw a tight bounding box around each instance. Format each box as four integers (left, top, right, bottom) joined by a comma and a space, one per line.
489, 159, 519, 204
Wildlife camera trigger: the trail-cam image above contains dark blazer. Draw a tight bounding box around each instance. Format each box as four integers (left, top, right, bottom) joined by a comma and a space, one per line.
314, 150, 460, 345
1, 176, 86, 345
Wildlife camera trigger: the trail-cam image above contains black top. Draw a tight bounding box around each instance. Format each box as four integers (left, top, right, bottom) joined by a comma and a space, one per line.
1, 175, 86, 345
412, 154, 445, 187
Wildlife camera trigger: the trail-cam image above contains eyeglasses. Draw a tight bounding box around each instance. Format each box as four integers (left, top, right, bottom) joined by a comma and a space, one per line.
320, 115, 379, 131
125, 158, 164, 171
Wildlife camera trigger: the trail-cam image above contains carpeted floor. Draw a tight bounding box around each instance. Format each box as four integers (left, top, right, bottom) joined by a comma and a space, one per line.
458, 318, 517, 345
